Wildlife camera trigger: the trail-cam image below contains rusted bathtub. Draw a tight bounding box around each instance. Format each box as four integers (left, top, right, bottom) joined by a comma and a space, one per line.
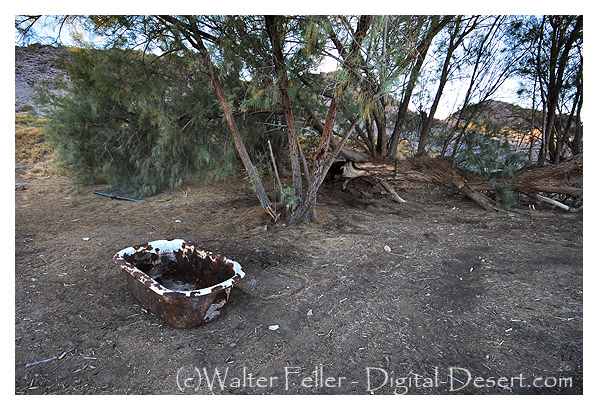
113, 239, 245, 328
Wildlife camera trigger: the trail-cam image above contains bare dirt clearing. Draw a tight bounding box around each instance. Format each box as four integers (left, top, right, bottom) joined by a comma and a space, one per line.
15, 165, 582, 394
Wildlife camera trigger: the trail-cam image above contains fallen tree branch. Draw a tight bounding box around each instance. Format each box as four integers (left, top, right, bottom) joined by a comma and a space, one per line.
532, 193, 571, 211
459, 184, 502, 212
379, 180, 407, 203
268, 140, 284, 197
526, 192, 582, 213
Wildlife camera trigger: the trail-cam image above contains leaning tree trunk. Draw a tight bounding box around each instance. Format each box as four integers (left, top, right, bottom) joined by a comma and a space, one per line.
387, 16, 449, 158
288, 119, 359, 223
158, 15, 278, 221
159, 15, 278, 220
198, 37, 277, 220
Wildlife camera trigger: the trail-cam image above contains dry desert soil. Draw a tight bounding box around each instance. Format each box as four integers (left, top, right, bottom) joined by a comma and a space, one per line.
15, 163, 583, 395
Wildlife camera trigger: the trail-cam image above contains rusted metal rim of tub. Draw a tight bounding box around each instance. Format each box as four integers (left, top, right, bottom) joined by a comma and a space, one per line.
112, 239, 245, 297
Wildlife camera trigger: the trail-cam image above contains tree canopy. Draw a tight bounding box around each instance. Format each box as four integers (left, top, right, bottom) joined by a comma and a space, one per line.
17, 14, 583, 220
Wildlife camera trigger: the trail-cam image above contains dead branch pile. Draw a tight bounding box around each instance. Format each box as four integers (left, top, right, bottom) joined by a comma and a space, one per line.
341, 154, 583, 211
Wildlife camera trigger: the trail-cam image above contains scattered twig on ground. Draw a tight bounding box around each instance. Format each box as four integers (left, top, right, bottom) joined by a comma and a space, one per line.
25, 356, 58, 368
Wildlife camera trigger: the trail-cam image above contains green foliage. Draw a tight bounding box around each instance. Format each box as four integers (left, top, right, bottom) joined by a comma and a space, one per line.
496, 187, 516, 211
41, 47, 240, 197
452, 121, 532, 210
453, 122, 531, 183
19, 104, 35, 113
280, 186, 299, 208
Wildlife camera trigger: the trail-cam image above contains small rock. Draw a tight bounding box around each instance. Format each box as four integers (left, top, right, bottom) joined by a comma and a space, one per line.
268, 325, 279, 331
229, 342, 237, 348
384, 245, 391, 253
15, 183, 26, 191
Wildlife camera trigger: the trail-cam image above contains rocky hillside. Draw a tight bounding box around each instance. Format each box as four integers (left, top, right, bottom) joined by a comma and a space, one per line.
15, 44, 69, 113
447, 99, 542, 132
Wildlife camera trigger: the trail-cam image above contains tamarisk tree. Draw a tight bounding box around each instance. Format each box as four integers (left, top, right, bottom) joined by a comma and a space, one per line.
83, 15, 373, 223
509, 15, 583, 165
18, 14, 583, 217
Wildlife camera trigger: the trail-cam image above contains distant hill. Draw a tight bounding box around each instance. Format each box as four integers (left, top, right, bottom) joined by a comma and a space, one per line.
446, 99, 539, 133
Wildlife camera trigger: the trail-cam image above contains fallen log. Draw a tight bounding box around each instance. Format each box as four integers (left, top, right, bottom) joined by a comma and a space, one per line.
341, 154, 583, 211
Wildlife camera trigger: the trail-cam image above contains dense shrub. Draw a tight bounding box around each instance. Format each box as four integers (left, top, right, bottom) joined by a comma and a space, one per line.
40, 47, 286, 197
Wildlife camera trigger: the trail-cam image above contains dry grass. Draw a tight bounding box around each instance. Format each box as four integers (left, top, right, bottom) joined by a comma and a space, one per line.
15, 113, 52, 166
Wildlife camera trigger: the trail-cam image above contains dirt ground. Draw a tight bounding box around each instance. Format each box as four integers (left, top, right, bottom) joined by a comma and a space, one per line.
15, 162, 583, 395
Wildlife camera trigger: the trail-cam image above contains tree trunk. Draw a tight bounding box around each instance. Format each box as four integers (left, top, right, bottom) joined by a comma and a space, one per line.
265, 15, 303, 201
571, 91, 583, 155
189, 30, 276, 219
287, 15, 373, 225
158, 15, 277, 220
539, 16, 582, 165
288, 119, 359, 224
373, 106, 387, 158
205, 56, 276, 219
417, 21, 461, 155
387, 16, 451, 158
